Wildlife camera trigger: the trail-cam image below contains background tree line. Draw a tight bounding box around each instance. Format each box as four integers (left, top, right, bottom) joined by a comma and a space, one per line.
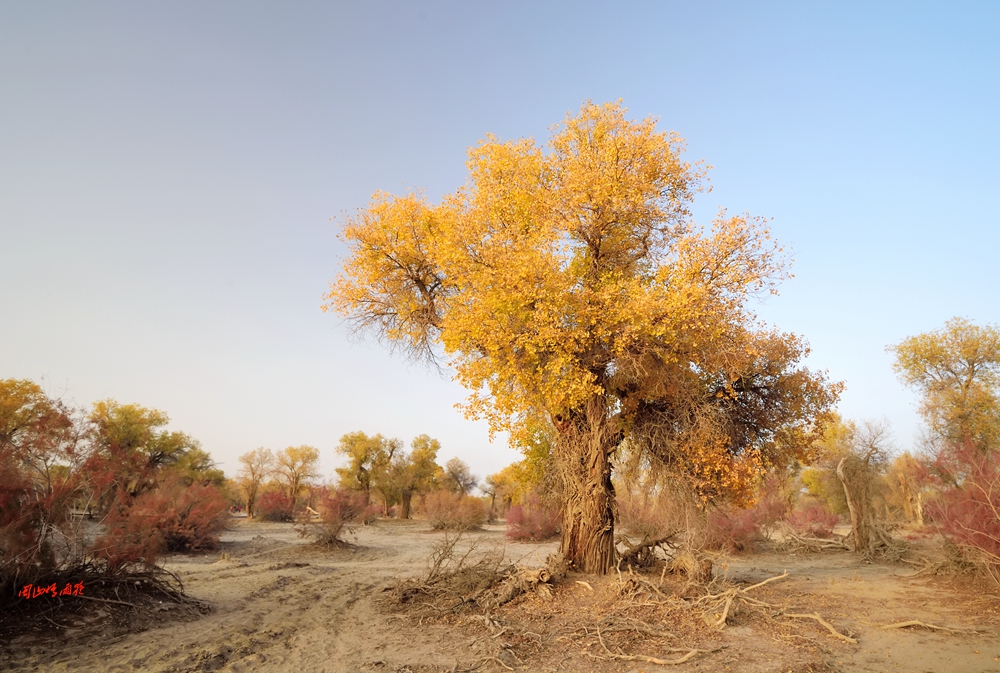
235, 431, 482, 524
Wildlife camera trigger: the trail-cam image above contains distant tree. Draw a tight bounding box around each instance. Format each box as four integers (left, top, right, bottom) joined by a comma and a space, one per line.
444, 457, 478, 495
275, 445, 321, 505
335, 431, 399, 504
890, 317, 1000, 451
169, 445, 225, 486
237, 447, 275, 518
370, 437, 404, 515
83, 399, 200, 513
390, 434, 441, 518
884, 452, 930, 526
0, 379, 77, 498
834, 420, 892, 553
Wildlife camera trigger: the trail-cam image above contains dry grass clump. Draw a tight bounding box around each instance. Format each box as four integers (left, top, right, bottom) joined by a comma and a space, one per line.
423, 492, 488, 531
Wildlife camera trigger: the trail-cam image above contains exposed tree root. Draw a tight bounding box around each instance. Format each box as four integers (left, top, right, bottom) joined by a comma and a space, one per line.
390, 545, 872, 670
783, 612, 857, 643
697, 570, 789, 629
880, 620, 979, 634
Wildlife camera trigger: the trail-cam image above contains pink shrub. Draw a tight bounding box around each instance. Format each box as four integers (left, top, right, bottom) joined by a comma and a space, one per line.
361, 503, 381, 525
617, 497, 669, 539
701, 473, 792, 552
786, 503, 840, 538
300, 487, 368, 545
704, 507, 766, 552
506, 494, 559, 541
93, 479, 228, 570
257, 490, 294, 522
928, 443, 1000, 576
1, 454, 63, 594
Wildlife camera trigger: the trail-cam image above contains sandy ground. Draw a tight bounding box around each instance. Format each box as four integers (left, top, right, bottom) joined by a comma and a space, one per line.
2, 518, 999, 672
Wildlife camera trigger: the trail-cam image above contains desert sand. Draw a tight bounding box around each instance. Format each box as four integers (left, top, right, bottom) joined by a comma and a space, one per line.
2, 518, 998, 672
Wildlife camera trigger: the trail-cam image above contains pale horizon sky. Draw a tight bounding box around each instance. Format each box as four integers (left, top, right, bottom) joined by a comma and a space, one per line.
2, 2, 998, 483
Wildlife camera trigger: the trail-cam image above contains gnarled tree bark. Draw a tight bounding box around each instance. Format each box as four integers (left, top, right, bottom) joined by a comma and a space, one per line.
555, 397, 619, 574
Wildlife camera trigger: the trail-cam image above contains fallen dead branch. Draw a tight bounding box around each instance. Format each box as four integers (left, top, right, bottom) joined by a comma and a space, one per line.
777, 525, 851, 552
880, 620, 979, 634
593, 626, 723, 666
386, 534, 562, 615
898, 557, 946, 577
696, 570, 789, 629
591, 615, 676, 639
617, 532, 679, 568
783, 612, 857, 643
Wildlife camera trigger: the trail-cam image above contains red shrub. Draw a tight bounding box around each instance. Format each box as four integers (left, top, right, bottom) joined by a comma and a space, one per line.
928, 443, 1000, 577
1, 452, 79, 597
1, 457, 49, 595
92, 479, 228, 570
361, 503, 382, 525
701, 473, 792, 552
506, 494, 559, 541
423, 491, 487, 530
299, 488, 368, 545
704, 507, 766, 552
786, 503, 840, 538
257, 490, 294, 522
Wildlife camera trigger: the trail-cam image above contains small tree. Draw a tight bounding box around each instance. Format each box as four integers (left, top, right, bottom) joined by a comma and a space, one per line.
170, 445, 226, 486
237, 448, 275, 518
444, 457, 478, 495
370, 437, 404, 515
884, 452, 931, 525
834, 420, 892, 553
275, 445, 321, 507
1, 381, 82, 598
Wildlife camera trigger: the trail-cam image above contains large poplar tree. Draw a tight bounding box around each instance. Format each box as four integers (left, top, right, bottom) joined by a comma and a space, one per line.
325, 101, 840, 573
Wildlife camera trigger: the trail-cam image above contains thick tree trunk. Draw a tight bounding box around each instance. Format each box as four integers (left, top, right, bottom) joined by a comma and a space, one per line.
400, 490, 413, 519
555, 398, 619, 574
837, 457, 868, 552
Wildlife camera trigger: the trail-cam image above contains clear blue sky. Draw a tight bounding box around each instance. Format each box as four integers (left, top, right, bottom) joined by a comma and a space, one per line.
2, 2, 998, 482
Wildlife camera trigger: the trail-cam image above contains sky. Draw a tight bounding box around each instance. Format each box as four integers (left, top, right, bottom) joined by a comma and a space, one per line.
2, 2, 998, 483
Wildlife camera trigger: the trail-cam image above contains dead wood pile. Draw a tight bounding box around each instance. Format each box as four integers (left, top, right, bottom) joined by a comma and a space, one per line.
384, 534, 566, 616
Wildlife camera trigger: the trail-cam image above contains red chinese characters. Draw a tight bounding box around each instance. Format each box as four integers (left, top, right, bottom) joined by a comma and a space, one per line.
17, 582, 84, 599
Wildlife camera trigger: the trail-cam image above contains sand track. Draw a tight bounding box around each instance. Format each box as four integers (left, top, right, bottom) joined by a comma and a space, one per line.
3, 519, 999, 672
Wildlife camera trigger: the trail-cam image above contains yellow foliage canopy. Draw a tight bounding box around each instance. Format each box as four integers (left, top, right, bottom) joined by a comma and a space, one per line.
325, 101, 840, 509
890, 317, 1000, 451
